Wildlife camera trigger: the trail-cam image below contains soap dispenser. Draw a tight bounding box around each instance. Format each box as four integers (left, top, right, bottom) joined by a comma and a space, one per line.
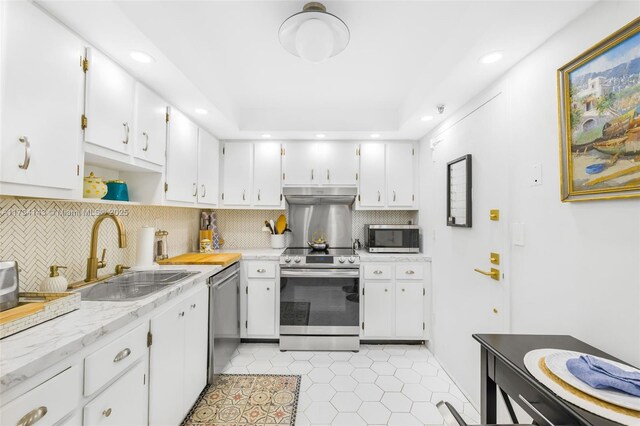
40, 265, 69, 292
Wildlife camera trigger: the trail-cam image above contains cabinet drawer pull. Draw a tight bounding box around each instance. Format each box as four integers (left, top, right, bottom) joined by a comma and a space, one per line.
142, 131, 149, 151
16, 406, 47, 426
384, 288, 388, 292
123, 122, 129, 144
257, 268, 266, 273
113, 347, 131, 363
401, 288, 405, 292
405, 270, 415, 275
102, 408, 112, 418
18, 136, 31, 170
373, 270, 383, 274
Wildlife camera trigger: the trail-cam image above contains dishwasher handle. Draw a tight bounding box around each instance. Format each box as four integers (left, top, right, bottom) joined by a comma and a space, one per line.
209, 271, 239, 289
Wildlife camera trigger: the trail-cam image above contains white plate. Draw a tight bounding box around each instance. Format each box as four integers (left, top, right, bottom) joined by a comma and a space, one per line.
524, 349, 640, 426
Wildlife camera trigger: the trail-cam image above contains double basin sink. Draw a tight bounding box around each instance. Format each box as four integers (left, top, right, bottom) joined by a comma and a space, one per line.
78, 270, 198, 301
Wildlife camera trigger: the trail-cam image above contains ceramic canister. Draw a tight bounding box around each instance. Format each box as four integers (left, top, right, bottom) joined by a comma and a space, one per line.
83, 172, 108, 199
103, 180, 129, 201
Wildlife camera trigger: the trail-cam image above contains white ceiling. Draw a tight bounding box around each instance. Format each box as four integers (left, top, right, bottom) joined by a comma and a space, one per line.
38, 0, 597, 140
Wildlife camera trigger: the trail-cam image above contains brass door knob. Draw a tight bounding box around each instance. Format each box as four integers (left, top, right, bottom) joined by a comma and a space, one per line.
474, 268, 500, 281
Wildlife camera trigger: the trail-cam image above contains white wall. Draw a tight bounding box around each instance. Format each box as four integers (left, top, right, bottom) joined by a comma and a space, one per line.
419, 0, 640, 411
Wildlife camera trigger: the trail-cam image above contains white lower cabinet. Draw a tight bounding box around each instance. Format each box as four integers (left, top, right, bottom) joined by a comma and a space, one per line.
362, 262, 427, 340
1, 365, 81, 426
242, 261, 279, 338
82, 361, 147, 426
149, 284, 209, 425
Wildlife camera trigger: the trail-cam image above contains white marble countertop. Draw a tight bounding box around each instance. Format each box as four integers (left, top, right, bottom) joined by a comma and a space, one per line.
0, 264, 221, 394
357, 250, 431, 262
212, 248, 284, 260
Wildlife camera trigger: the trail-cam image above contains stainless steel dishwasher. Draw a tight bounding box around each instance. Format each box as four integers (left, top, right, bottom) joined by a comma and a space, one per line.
207, 262, 240, 384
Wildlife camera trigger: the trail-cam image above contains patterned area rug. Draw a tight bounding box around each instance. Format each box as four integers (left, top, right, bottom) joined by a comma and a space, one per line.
183, 374, 301, 425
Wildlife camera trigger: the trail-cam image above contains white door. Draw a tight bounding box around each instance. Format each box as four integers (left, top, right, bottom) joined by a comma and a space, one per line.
363, 281, 394, 337
317, 142, 359, 186
0, 1, 82, 190
197, 130, 219, 207
134, 83, 167, 166
82, 361, 147, 426
358, 143, 386, 207
283, 143, 316, 185
395, 281, 424, 338
247, 279, 276, 337
84, 48, 135, 154
387, 143, 415, 207
165, 108, 198, 204
183, 287, 209, 413
430, 90, 509, 407
149, 300, 185, 426
253, 142, 282, 207
222, 143, 252, 206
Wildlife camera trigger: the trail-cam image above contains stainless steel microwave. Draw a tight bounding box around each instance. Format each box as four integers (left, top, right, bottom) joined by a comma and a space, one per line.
364, 225, 420, 253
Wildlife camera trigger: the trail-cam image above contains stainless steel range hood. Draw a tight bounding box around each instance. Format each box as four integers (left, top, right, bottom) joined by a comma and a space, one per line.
283, 187, 357, 205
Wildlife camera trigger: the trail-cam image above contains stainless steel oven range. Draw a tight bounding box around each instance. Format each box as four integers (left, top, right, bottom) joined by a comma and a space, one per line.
279, 247, 360, 351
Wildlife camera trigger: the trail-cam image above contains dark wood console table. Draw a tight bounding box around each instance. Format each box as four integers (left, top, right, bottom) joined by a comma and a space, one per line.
473, 334, 635, 425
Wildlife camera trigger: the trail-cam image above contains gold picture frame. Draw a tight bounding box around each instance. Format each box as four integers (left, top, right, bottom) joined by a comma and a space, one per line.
558, 17, 640, 202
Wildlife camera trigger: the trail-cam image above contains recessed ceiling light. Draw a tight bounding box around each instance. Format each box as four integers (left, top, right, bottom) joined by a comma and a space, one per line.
261, 134, 272, 138
421, 115, 434, 122
370, 134, 380, 138
316, 134, 326, 138
480, 51, 504, 64
195, 108, 208, 115
129, 50, 155, 64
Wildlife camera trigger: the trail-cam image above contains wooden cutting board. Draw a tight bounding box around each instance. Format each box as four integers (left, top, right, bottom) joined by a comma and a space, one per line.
158, 252, 241, 266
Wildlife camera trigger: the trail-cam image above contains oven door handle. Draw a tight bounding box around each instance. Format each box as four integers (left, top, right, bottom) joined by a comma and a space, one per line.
280, 269, 359, 278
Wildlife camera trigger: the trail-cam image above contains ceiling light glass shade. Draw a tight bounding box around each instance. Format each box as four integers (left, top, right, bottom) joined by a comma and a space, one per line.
279, 2, 350, 63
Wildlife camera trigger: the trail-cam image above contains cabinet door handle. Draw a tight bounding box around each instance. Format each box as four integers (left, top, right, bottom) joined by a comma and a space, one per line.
257, 189, 261, 201
377, 190, 381, 202
373, 270, 383, 274
179, 311, 185, 317
311, 169, 314, 181
191, 303, 196, 309
242, 189, 246, 201
327, 169, 330, 181
393, 190, 396, 202
102, 408, 112, 418
18, 136, 31, 170
142, 131, 149, 151
113, 347, 131, 363
16, 406, 47, 426
401, 288, 405, 292
192, 183, 198, 197
123, 122, 130, 144
384, 288, 388, 292
201, 185, 206, 198
266, 287, 270, 291
257, 268, 266, 273
405, 270, 415, 275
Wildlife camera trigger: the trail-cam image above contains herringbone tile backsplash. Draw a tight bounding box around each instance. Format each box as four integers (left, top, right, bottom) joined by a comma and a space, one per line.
1, 197, 417, 291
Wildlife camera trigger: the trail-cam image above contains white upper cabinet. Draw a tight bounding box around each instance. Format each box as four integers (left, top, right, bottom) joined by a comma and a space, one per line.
387, 142, 415, 207
84, 48, 135, 155
0, 1, 82, 197
316, 142, 359, 186
134, 83, 167, 166
165, 108, 198, 204
222, 143, 252, 206
253, 143, 283, 207
197, 129, 220, 207
358, 142, 386, 207
283, 143, 316, 186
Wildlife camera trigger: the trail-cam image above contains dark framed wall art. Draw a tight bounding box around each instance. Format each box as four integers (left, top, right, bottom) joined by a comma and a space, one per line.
447, 154, 472, 228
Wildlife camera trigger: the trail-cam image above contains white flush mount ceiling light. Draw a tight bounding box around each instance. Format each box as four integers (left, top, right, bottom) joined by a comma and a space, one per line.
279, 2, 350, 63
480, 51, 504, 64
315, 134, 326, 138
195, 108, 208, 115
370, 134, 380, 138
261, 134, 272, 138
421, 115, 434, 122
130, 50, 155, 64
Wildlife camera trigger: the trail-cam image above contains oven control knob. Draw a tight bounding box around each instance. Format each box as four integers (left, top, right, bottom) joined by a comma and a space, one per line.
348, 256, 356, 263
284, 256, 291, 263
294, 256, 302, 263
338, 256, 346, 263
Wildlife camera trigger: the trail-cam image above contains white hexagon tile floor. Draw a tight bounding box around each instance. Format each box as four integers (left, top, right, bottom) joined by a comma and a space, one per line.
222, 343, 481, 425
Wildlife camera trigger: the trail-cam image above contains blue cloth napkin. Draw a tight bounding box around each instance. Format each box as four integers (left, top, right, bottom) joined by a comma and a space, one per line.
566, 355, 640, 397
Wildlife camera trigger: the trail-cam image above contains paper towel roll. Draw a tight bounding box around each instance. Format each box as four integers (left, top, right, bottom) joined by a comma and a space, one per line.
135, 226, 156, 268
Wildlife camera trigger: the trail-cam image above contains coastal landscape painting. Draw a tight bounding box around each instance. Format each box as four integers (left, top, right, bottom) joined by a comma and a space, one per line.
558, 18, 640, 201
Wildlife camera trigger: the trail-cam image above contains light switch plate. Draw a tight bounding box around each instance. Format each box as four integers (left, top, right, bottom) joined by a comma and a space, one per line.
513, 222, 525, 246
530, 164, 543, 186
